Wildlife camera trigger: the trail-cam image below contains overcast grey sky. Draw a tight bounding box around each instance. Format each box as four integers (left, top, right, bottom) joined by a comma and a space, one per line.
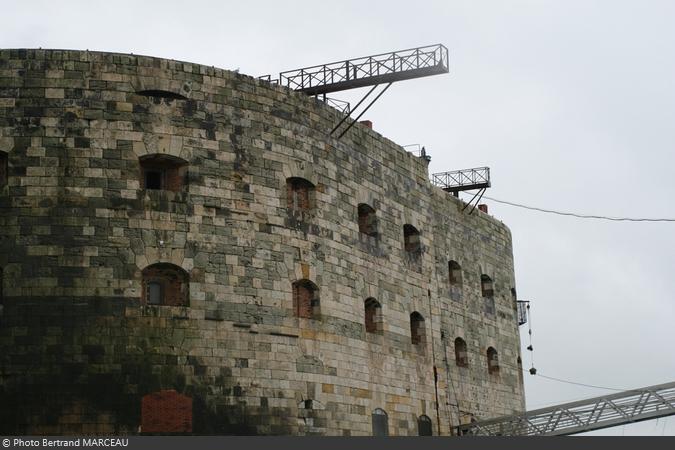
4, 0, 675, 436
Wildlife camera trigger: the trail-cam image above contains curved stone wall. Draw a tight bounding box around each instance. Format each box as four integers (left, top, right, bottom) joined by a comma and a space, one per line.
0, 49, 524, 435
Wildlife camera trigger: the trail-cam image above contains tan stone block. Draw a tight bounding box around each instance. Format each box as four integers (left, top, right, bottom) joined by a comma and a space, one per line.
45, 88, 64, 99
45, 69, 64, 79
116, 102, 133, 112
300, 329, 316, 339
27, 245, 63, 256
350, 388, 371, 399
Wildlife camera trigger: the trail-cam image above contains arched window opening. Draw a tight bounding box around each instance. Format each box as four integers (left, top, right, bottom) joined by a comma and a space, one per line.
449, 260, 462, 286
410, 312, 425, 345
141, 263, 189, 306
364, 298, 382, 334
357, 203, 378, 237
418, 415, 433, 436
137, 90, 188, 101
292, 279, 320, 319
481, 274, 494, 298
487, 347, 500, 374
0, 151, 7, 188
286, 177, 315, 212
371, 408, 388, 436
517, 356, 524, 385
454, 337, 468, 367
403, 224, 421, 254
139, 154, 188, 192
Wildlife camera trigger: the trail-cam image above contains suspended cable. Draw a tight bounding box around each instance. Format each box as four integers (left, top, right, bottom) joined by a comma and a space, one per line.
465, 193, 675, 222
527, 371, 632, 392
450, 191, 669, 401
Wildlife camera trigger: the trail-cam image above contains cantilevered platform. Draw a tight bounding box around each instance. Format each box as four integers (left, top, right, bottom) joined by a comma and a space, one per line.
431, 167, 491, 193
273, 44, 449, 96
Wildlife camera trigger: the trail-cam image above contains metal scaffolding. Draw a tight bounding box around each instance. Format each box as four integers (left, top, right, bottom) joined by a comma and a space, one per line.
457, 381, 675, 436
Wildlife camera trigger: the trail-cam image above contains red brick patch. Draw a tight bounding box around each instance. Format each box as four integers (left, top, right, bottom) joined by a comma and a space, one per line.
141, 390, 192, 433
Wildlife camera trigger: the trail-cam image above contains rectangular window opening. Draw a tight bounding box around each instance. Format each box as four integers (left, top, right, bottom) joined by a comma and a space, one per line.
145, 170, 163, 190
148, 282, 162, 305
0, 152, 7, 187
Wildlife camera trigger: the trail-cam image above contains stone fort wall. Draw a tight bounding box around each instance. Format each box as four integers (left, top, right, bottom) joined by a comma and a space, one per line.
0, 49, 525, 435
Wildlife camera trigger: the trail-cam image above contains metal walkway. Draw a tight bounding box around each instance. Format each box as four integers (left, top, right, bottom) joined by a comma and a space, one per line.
431, 167, 491, 193
457, 381, 675, 436
270, 44, 448, 96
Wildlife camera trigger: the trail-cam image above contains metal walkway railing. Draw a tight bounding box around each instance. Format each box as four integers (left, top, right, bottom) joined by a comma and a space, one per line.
431, 167, 491, 193
266, 44, 448, 96
457, 381, 675, 436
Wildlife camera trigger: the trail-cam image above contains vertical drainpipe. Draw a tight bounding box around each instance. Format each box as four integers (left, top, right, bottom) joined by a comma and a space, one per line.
428, 287, 442, 435
441, 334, 458, 436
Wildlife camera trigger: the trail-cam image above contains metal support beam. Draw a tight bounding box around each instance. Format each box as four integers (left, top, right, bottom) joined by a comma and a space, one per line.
336, 83, 392, 140
457, 381, 675, 436
329, 84, 379, 135
467, 188, 486, 215
461, 187, 486, 214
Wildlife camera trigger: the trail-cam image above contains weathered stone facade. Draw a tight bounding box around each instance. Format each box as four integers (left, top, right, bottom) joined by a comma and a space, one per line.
0, 49, 525, 435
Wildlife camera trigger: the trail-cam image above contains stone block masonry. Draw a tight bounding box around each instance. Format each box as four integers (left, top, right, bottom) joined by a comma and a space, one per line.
0, 49, 525, 435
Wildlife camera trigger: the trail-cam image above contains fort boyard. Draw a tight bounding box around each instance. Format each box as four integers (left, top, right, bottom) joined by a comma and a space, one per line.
0, 49, 525, 435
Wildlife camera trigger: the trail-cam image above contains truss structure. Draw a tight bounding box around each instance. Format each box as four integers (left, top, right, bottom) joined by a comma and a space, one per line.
431, 167, 491, 193
269, 44, 448, 96
457, 381, 675, 436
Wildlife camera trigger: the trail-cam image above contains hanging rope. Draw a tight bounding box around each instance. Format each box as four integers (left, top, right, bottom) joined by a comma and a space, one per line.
526, 303, 536, 375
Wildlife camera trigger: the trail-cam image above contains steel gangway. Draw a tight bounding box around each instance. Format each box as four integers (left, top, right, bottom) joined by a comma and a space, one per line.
264, 44, 448, 96
457, 381, 675, 436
